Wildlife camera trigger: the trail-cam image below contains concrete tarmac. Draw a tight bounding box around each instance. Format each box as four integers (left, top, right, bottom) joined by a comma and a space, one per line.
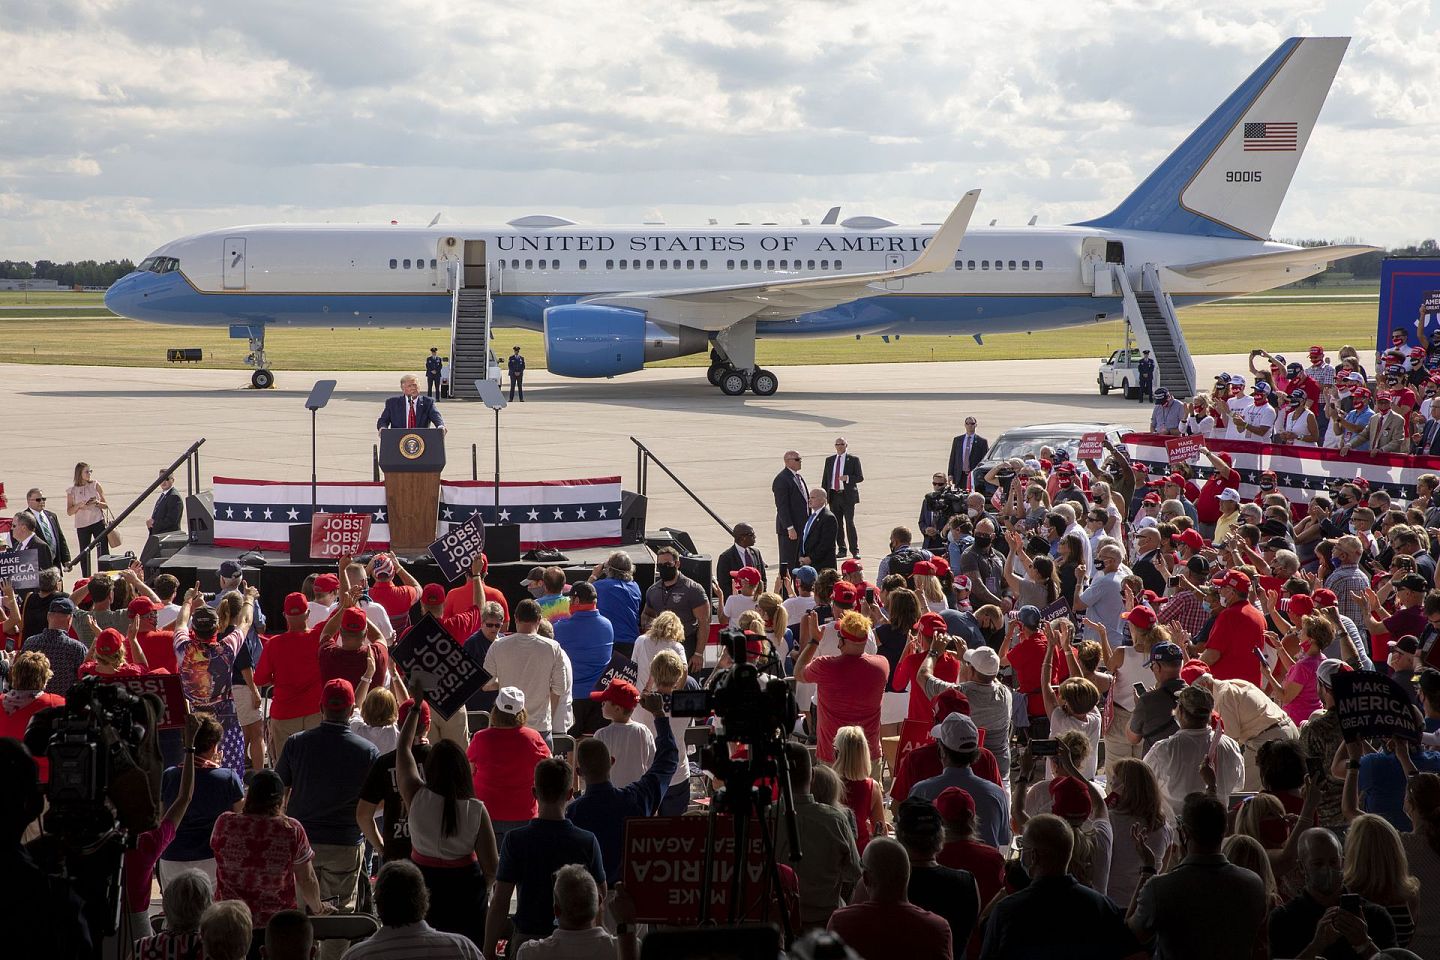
2, 354, 1253, 570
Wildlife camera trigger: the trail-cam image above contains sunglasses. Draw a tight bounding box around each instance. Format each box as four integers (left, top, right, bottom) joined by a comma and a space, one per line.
482, 621, 503, 628
31, 497, 46, 502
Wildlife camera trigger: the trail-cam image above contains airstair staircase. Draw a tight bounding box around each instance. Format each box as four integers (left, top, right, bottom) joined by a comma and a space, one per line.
449, 265, 493, 400
1112, 263, 1196, 399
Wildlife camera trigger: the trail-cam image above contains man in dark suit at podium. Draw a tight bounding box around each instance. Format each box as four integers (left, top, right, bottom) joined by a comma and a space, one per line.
822, 437, 863, 559
377, 374, 446, 433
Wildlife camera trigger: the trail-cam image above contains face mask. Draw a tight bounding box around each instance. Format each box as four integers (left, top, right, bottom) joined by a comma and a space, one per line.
973, 535, 992, 551
1200, 601, 1212, 614
1305, 865, 1342, 898
967, 508, 981, 518
658, 563, 678, 581
527, 585, 546, 598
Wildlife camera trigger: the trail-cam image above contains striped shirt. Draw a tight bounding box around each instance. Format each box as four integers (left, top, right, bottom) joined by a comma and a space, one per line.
339, 922, 481, 959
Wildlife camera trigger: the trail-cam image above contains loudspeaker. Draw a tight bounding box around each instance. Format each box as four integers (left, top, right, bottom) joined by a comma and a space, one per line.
289, 523, 312, 564
140, 531, 189, 569
98, 552, 137, 572
484, 523, 521, 564
620, 491, 648, 544
658, 525, 696, 555
186, 492, 215, 545
646, 533, 711, 591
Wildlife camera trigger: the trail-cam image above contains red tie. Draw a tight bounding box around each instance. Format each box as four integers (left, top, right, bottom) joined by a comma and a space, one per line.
407, 399, 416, 428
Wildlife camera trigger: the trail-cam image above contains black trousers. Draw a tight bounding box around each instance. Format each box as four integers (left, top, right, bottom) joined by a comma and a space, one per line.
777, 531, 800, 568
1139, 377, 1153, 402
417, 860, 487, 948
509, 373, 524, 401
76, 521, 106, 577
829, 492, 858, 555
426, 373, 441, 399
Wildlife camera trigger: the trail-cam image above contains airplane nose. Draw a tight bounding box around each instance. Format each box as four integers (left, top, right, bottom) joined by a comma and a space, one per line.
104, 271, 145, 318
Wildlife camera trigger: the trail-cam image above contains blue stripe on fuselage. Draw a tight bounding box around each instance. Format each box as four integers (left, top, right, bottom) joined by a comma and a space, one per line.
104, 269, 1223, 340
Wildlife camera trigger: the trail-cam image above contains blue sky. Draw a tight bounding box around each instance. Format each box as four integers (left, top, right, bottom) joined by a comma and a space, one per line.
1, 0, 1434, 260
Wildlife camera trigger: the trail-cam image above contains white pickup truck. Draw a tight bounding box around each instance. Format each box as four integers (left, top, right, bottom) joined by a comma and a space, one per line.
1097, 347, 1143, 399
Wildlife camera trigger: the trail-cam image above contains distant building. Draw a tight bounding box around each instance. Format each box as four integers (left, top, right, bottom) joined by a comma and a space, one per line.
0, 278, 63, 291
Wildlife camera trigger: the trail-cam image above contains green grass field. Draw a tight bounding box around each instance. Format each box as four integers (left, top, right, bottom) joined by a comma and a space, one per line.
0, 289, 1382, 370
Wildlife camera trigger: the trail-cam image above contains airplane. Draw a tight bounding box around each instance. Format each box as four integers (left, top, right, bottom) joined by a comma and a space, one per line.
106, 36, 1374, 397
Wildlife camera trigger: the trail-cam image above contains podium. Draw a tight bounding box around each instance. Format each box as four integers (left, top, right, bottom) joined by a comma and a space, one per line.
378, 428, 445, 552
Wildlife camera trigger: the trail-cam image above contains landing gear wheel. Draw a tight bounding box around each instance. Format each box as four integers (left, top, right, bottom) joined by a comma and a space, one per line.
251, 369, 275, 389
750, 368, 779, 396
719, 370, 749, 396
708, 362, 728, 386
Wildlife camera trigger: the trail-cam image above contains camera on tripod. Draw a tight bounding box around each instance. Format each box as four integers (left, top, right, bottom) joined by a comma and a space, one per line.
670, 627, 797, 749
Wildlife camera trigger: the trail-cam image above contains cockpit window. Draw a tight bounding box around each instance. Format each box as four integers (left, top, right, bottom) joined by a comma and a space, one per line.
142, 257, 180, 274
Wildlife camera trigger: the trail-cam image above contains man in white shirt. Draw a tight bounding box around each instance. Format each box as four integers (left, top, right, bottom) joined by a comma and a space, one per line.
1223, 376, 1253, 441
1235, 383, 1279, 440
782, 565, 819, 627
483, 599, 572, 736
1143, 684, 1245, 811
328, 558, 395, 641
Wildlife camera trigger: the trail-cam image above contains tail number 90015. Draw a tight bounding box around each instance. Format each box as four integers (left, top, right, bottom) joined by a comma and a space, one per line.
1225, 171, 1262, 183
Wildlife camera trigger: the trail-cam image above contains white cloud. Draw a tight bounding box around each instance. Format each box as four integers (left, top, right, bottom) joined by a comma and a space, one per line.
0, 0, 1434, 260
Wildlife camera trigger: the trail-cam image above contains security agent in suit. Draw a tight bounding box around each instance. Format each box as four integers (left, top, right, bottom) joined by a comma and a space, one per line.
798, 488, 839, 573
772, 450, 809, 568
21, 488, 69, 569
1415, 402, 1440, 456
508, 346, 526, 401
425, 347, 444, 400
377, 374, 447, 432
147, 471, 184, 536
1138, 349, 1156, 402
8, 513, 54, 574
716, 523, 766, 600
821, 437, 863, 559
947, 417, 988, 490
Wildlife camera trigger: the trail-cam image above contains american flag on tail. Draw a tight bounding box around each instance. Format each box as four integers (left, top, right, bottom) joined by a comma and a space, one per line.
1242, 121, 1297, 151
213, 476, 622, 551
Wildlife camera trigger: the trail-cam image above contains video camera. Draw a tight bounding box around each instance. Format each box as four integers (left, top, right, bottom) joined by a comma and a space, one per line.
670, 627, 797, 748
923, 483, 968, 527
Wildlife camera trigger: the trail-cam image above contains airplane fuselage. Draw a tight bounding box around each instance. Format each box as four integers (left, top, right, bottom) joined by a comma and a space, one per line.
105, 222, 1312, 342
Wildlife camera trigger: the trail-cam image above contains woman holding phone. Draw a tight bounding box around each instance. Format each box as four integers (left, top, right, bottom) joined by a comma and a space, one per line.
66, 461, 109, 577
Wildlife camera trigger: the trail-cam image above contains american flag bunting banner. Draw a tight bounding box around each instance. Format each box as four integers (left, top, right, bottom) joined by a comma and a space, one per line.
1121, 433, 1440, 512
213, 476, 622, 551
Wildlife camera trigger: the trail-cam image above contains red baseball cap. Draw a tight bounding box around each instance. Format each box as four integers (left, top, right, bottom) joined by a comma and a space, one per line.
283, 592, 309, 617
1286, 594, 1315, 619
953, 574, 971, 591
930, 557, 951, 578
94, 628, 125, 656
840, 558, 864, 574
917, 612, 948, 639
731, 566, 761, 585
1309, 345, 1324, 357
397, 697, 431, 730
1165, 473, 1186, 487
912, 560, 936, 577
831, 581, 859, 605
1049, 776, 1092, 819
127, 596, 163, 618
314, 573, 341, 593
323, 678, 355, 711
421, 583, 447, 606
590, 678, 640, 711
1121, 606, 1157, 630
934, 786, 976, 823
1180, 659, 1211, 684
340, 607, 368, 633
932, 686, 971, 721
1312, 588, 1338, 608
1143, 492, 1162, 504
1174, 528, 1205, 551
1212, 569, 1251, 593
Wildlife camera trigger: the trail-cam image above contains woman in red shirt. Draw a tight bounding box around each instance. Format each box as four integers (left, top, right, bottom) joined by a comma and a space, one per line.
78, 626, 147, 678
833, 724, 887, 851
210, 769, 329, 926
1000, 607, 1064, 726
892, 613, 960, 723
0, 652, 66, 780
466, 686, 551, 845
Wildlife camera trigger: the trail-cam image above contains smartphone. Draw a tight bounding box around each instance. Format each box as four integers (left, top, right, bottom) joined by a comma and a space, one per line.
1340, 893, 1362, 915
778, 562, 790, 578
1133, 682, 1147, 700
1252, 646, 1269, 667
1030, 738, 1060, 757
1168, 575, 1179, 587
864, 587, 875, 604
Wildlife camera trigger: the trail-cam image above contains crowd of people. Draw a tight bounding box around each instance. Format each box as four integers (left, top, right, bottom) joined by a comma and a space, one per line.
8, 404, 1440, 960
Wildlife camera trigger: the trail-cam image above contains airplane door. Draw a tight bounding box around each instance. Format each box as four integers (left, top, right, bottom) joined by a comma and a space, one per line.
222, 237, 246, 290
885, 253, 905, 290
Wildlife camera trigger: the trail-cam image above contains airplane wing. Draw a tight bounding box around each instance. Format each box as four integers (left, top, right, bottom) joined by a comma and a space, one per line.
1165, 244, 1379, 283
580, 190, 980, 330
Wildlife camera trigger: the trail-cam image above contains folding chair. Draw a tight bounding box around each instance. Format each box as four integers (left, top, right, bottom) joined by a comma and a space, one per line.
684, 725, 714, 809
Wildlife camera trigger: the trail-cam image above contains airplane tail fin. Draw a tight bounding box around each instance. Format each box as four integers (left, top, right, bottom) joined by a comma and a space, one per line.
1075, 36, 1348, 240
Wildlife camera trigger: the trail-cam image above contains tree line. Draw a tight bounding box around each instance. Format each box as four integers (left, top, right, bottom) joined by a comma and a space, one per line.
0, 259, 137, 287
